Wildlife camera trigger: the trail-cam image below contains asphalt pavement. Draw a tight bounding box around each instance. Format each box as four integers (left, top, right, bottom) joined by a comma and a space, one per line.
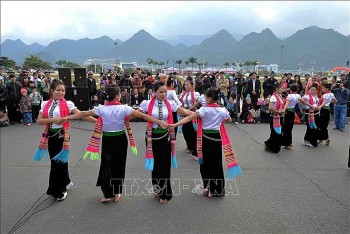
1, 120, 349, 233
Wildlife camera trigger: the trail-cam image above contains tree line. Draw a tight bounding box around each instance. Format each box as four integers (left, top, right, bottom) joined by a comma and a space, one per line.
0, 54, 260, 73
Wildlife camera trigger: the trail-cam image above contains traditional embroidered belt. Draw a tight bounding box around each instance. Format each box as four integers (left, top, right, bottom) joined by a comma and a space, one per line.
103, 130, 125, 136
49, 128, 62, 133
202, 129, 220, 134
286, 107, 294, 111
48, 128, 64, 138
202, 133, 222, 141
152, 128, 168, 134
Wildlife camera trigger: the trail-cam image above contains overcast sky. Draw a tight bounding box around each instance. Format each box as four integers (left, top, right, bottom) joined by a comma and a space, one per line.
1, 1, 349, 45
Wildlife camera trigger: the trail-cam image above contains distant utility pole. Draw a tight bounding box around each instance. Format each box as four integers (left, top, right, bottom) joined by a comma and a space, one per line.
280, 45, 285, 70
311, 60, 316, 75
114, 42, 119, 63
298, 63, 303, 75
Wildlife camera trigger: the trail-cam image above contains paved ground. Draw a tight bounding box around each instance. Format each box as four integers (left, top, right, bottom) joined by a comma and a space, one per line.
1, 120, 349, 233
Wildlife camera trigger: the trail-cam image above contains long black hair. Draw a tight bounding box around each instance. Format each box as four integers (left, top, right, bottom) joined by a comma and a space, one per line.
50, 79, 65, 94
105, 84, 120, 101
154, 81, 166, 92
205, 87, 221, 101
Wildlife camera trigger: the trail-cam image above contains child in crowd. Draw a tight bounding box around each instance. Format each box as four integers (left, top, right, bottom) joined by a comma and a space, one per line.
258, 97, 271, 123
92, 95, 100, 107
29, 87, 42, 123
19, 88, 32, 126
226, 95, 238, 124
240, 95, 256, 123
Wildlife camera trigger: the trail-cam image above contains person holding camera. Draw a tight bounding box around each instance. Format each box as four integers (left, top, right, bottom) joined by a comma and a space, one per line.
331, 80, 349, 132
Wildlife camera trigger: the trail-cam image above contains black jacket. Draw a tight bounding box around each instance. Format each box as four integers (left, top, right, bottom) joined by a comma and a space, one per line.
131, 93, 144, 107
87, 78, 97, 94
247, 79, 261, 96
6, 82, 21, 103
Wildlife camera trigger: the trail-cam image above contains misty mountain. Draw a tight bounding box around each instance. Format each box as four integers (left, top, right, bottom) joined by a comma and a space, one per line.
233, 28, 282, 64
43, 36, 119, 63
1, 39, 46, 64
163, 34, 213, 46
1, 26, 349, 70
113, 29, 175, 63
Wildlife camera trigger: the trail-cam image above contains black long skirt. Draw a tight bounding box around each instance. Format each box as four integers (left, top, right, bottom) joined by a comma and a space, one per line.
150, 131, 173, 201
47, 129, 71, 199
201, 132, 225, 196
264, 116, 283, 153
304, 110, 320, 147
173, 112, 178, 139
281, 110, 295, 147
96, 133, 128, 198
182, 121, 197, 156
318, 108, 330, 141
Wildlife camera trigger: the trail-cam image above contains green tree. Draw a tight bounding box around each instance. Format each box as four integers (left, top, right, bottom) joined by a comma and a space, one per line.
55, 59, 81, 69
86, 64, 102, 73
187, 57, 198, 71
0, 56, 16, 69
56, 59, 67, 68
23, 55, 52, 70
64, 61, 81, 69
175, 59, 182, 71
146, 58, 154, 71
238, 62, 244, 72
154, 61, 159, 70
158, 61, 165, 70
224, 62, 230, 69
244, 60, 252, 72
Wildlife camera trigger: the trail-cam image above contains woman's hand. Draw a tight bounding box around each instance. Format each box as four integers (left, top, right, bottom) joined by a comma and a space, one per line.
53, 117, 66, 125
168, 123, 177, 130
158, 121, 168, 129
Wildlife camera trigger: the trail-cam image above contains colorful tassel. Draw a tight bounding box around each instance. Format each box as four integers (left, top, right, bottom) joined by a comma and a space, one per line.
198, 157, 203, 165
145, 158, 154, 171
273, 115, 282, 134
177, 114, 182, 134
193, 122, 198, 131
171, 155, 178, 168
83, 151, 100, 160
52, 150, 70, 163
227, 165, 243, 179
308, 109, 317, 129
33, 148, 49, 162
131, 146, 138, 155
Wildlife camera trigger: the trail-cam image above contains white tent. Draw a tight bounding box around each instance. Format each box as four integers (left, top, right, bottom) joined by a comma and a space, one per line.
201, 67, 218, 73
182, 67, 200, 73
219, 68, 237, 74
163, 67, 180, 74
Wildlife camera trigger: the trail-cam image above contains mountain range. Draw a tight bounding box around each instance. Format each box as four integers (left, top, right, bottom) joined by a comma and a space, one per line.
1, 26, 349, 70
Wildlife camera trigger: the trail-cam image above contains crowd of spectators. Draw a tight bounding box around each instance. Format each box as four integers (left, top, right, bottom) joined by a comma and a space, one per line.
0, 66, 349, 127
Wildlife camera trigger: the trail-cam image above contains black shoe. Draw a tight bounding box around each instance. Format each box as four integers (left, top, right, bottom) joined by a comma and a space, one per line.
10, 122, 15, 125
